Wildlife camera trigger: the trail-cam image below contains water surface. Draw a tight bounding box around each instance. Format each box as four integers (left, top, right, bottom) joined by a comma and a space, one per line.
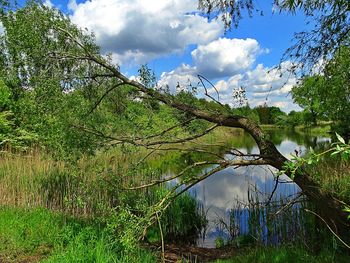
183, 129, 330, 247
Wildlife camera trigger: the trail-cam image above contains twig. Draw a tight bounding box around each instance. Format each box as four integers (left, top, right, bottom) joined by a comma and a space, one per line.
304, 208, 350, 249
156, 212, 165, 263
197, 74, 225, 108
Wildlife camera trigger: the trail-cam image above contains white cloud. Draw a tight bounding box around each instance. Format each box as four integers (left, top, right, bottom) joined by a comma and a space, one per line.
192, 38, 261, 78
157, 37, 263, 92
211, 61, 299, 111
68, 0, 78, 11
159, 57, 300, 112
0, 22, 4, 35
158, 64, 198, 92
43, 0, 54, 8
208, 74, 244, 95
69, 0, 223, 65
244, 62, 297, 95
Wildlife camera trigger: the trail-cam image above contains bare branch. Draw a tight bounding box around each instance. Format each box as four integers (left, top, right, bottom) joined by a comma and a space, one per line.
125, 161, 216, 190
197, 74, 224, 107
88, 82, 125, 114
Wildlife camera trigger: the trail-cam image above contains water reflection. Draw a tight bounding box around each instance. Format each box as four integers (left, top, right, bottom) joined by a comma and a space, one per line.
187, 129, 330, 247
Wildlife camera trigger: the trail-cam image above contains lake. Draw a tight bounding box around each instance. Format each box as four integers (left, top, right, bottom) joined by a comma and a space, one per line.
174, 129, 331, 247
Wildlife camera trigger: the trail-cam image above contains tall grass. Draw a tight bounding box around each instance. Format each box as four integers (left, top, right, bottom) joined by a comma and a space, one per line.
212, 184, 342, 253
213, 245, 350, 263
0, 206, 156, 262
218, 197, 310, 247
307, 156, 350, 202
0, 151, 111, 215
0, 145, 165, 216
0, 126, 243, 216
0, 145, 209, 254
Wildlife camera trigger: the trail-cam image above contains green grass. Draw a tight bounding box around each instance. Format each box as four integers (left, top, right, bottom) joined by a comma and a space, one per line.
294, 122, 332, 136
259, 122, 332, 136
213, 246, 350, 263
0, 206, 156, 263
307, 155, 350, 202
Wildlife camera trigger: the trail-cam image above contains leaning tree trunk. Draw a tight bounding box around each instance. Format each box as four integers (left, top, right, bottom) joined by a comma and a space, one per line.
62, 42, 350, 244
135, 81, 350, 243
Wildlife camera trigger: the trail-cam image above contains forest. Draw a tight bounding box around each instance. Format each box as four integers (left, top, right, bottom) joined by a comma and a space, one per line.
0, 0, 350, 262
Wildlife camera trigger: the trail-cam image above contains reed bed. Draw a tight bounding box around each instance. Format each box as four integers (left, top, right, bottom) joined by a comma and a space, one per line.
0, 146, 155, 216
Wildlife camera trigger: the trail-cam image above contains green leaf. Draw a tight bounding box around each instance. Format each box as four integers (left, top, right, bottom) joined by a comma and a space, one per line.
330, 151, 340, 157
336, 132, 345, 144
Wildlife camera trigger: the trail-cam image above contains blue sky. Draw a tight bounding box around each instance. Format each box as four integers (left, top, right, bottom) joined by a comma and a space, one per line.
41, 0, 310, 112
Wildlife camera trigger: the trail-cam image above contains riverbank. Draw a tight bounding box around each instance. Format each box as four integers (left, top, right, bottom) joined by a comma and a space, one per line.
1, 127, 350, 262
1, 205, 349, 262
260, 122, 332, 136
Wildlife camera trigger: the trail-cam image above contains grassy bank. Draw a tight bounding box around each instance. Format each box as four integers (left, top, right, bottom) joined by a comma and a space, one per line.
260, 123, 332, 137
1, 126, 349, 262
294, 122, 332, 136
0, 206, 155, 262
307, 155, 350, 202
213, 245, 350, 263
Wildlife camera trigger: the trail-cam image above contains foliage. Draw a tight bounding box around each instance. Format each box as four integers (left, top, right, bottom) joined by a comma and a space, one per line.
213, 245, 350, 263
321, 46, 350, 137
291, 76, 324, 125
0, 2, 109, 157
233, 104, 260, 124
254, 104, 287, 125
0, 78, 38, 149
292, 46, 350, 137
0, 206, 156, 263
151, 191, 207, 243
282, 133, 350, 180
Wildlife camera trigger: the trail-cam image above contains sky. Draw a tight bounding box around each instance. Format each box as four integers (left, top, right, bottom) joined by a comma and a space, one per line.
40, 0, 309, 112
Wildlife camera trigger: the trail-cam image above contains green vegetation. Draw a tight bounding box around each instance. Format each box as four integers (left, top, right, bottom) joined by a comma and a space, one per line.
292, 47, 350, 139
0, 206, 155, 262
0, 146, 210, 260
213, 245, 350, 263
0, 1, 349, 262
308, 155, 350, 203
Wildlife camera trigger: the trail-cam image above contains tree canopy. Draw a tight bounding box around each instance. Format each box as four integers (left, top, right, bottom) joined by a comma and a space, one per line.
292, 46, 350, 136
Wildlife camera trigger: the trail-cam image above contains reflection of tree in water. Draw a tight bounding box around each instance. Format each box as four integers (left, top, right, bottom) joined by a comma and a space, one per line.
267, 129, 326, 149
157, 129, 329, 178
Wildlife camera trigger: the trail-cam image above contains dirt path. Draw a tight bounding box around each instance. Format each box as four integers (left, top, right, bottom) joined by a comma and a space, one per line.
0, 254, 44, 263
147, 244, 237, 262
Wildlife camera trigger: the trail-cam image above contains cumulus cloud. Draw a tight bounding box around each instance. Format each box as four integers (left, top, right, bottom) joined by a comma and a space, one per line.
43, 0, 54, 8
159, 56, 300, 112
205, 61, 299, 111
68, 0, 78, 11
242, 62, 297, 95
157, 37, 263, 91
0, 22, 4, 35
69, 0, 223, 65
192, 38, 261, 78
157, 64, 198, 92
242, 63, 300, 111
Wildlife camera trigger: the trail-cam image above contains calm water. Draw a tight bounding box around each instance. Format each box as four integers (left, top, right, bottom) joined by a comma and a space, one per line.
180, 129, 330, 247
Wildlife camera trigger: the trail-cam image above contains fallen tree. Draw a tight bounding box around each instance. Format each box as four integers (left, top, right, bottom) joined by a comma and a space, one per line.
51, 26, 350, 243
1, 1, 349, 245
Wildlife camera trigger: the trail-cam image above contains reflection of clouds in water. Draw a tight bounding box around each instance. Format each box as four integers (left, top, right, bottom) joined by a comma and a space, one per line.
163, 133, 329, 247
279, 139, 305, 159
193, 164, 299, 217
194, 167, 250, 210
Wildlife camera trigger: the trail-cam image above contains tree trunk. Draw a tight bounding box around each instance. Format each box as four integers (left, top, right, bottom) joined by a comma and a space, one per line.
88, 54, 350, 244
